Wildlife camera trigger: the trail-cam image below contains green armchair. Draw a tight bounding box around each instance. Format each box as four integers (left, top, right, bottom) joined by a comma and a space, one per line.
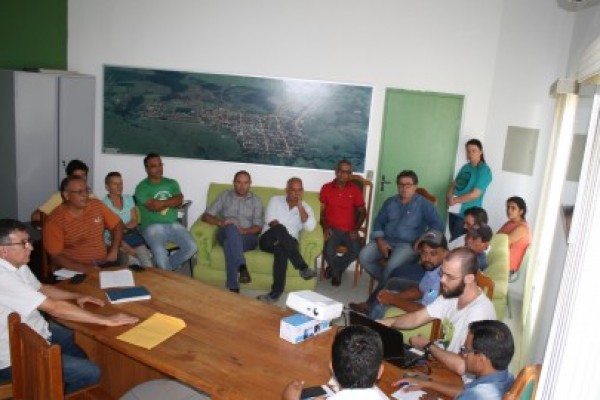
190, 183, 323, 291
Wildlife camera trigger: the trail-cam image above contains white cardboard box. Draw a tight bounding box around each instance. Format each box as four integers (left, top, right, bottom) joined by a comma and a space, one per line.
280, 313, 331, 344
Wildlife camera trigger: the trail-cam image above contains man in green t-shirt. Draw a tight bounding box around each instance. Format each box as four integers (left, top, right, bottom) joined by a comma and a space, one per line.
134, 153, 197, 270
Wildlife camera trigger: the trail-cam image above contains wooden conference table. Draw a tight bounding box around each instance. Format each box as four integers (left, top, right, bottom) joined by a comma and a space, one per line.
57, 268, 460, 399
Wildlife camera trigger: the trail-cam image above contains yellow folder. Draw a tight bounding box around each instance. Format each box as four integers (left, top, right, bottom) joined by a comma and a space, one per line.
117, 312, 186, 349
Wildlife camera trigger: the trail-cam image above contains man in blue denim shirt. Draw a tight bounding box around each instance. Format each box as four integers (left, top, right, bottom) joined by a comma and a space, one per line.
359, 170, 443, 291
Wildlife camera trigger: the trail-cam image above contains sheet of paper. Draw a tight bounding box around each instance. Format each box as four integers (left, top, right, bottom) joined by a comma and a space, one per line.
54, 268, 82, 280
392, 387, 439, 400
100, 269, 135, 289
117, 312, 186, 350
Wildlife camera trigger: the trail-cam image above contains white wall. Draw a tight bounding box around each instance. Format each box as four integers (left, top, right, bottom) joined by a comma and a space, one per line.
68, 0, 572, 237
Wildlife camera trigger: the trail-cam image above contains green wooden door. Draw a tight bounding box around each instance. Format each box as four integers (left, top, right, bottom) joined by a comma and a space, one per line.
374, 89, 464, 224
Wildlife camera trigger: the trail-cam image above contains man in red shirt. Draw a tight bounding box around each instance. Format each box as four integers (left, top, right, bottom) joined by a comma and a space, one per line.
320, 160, 366, 286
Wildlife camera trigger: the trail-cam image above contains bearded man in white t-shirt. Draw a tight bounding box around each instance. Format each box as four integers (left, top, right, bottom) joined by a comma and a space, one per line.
380, 247, 496, 379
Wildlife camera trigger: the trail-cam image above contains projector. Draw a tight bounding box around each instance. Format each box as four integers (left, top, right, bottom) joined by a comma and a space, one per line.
286, 290, 343, 321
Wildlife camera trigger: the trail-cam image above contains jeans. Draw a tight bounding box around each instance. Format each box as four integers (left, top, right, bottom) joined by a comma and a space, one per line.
141, 223, 197, 270
217, 224, 259, 290
368, 278, 420, 320
323, 228, 361, 278
260, 224, 308, 296
448, 212, 465, 242
359, 241, 419, 295
0, 321, 101, 394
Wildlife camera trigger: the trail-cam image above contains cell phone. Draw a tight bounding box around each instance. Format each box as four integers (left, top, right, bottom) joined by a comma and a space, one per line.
300, 385, 335, 399
69, 274, 87, 285
129, 264, 145, 272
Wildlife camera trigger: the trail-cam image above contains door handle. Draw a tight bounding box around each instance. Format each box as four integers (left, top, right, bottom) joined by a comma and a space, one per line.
380, 174, 392, 191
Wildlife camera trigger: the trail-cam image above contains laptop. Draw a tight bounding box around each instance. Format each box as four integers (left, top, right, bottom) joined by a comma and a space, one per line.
348, 310, 425, 368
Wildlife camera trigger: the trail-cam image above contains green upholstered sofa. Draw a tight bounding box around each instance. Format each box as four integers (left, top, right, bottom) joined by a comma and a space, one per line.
383, 233, 511, 343
190, 183, 323, 291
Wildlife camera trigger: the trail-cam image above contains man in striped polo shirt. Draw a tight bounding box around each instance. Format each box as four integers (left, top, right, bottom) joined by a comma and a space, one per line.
44, 176, 125, 273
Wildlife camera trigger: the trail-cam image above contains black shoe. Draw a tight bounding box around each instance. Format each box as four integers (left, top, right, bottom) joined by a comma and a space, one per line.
238, 265, 252, 284
331, 275, 342, 287
229, 288, 240, 293
257, 292, 280, 304
299, 267, 316, 280
324, 266, 332, 280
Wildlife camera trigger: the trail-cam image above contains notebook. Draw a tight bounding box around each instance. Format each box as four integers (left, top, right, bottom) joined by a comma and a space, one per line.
348, 311, 425, 368
105, 286, 151, 304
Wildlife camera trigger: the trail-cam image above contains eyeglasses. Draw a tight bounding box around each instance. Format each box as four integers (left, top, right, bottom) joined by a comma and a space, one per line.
0, 239, 33, 249
397, 183, 414, 188
460, 346, 478, 355
439, 270, 462, 280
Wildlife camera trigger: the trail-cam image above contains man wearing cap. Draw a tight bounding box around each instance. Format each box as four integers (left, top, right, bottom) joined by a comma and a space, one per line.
380, 247, 496, 377
465, 223, 492, 271
349, 230, 447, 320
358, 170, 444, 292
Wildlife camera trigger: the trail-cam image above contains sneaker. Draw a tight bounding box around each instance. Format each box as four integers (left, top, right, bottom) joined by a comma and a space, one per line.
299, 267, 316, 280
229, 288, 240, 294
257, 292, 280, 304
238, 265, 252, 284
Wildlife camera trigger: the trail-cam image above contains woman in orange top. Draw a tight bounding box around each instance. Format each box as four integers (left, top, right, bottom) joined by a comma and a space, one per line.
498, 196, 530, 272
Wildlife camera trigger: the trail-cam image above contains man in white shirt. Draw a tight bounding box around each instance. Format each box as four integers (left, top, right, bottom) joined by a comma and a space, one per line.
0, 219, 138, 393
380, 247, 496, 377
257, 177, 317, 303
282, 325, 388, 400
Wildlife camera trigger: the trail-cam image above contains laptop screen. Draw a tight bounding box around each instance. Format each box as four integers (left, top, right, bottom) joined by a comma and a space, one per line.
348, 311, 423, 368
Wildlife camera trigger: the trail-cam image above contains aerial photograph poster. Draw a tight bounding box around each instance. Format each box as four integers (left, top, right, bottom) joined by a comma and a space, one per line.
103, 65, 372, 171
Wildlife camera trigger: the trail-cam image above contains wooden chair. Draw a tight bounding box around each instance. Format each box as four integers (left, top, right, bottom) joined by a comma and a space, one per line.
37, 211, 55, 283
0, 382, 12, 399
319, 174, 373, 287
430, 271, 495, 340
7, 313, 109, 400
416, 187, 438, 205
503, 364, 542, 400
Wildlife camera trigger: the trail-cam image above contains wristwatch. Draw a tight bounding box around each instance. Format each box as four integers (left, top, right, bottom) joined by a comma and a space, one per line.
423, 341, 434, 356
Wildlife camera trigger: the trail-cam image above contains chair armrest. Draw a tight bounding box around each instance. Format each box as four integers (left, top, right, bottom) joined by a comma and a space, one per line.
298, 228, 324, 268
189, 219, 218, 266
177, 200, 193, 228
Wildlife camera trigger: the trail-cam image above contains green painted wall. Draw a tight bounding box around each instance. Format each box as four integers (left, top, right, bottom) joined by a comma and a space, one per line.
0, 0, 67, 70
